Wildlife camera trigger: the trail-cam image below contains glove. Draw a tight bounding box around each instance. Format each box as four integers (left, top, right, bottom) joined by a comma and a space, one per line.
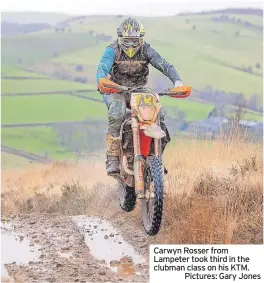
174, 80, 183, 87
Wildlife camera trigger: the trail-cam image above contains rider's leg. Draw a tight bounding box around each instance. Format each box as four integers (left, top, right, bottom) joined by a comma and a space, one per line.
103, 94, 126, 175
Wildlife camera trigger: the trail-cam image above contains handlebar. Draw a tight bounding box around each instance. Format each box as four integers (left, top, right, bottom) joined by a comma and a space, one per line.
98, 78, 192, 99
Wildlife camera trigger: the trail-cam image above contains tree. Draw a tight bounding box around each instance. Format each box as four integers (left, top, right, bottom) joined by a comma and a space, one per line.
247, 66, 253, 73
255, 62, 261, 69
76, 65, 83, 72
232, 95, 247, 125
248, 94, 259, 111
17, 57, 22, 65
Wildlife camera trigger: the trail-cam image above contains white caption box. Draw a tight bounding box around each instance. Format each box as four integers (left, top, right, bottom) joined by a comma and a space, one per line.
150, 244, 264, 283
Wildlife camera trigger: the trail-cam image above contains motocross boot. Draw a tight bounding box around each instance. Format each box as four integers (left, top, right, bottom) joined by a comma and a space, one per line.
106, 133, 121, 176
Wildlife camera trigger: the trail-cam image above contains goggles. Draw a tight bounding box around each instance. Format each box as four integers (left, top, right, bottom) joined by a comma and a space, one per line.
119, 37, 143, 48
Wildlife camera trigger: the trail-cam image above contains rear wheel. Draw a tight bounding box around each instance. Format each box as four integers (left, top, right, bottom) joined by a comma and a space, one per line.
140, 156, 164, 236
118, 180, 136, 212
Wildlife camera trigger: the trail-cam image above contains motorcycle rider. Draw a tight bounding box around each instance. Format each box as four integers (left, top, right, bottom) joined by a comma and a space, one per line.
96, 17, 183, 176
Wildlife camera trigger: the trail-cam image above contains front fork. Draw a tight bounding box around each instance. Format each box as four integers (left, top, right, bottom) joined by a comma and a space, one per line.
131, 113, 162, 197
154, 118, 163, 163
131, 115, 144, 196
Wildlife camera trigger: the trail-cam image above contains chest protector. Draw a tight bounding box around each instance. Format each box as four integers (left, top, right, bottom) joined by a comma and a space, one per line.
108, 40, 149, 87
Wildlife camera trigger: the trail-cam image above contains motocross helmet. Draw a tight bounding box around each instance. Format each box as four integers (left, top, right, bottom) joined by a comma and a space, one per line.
117, 17, 145, 58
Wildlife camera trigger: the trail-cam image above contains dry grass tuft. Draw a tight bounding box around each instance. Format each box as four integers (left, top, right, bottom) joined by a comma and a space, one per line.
155, 138, 263, 244
1, 160, 117, 215
1, 137, 263, 244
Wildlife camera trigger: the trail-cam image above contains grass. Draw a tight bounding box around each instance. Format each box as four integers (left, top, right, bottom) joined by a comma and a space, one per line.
2, 79, 95, 94
53, 33, 262, 98
161, 96, 214, 121
237, 110, 263, 122
1, 127, 74, 160
50, 13, 262, 98
1, 135, 262, 244
1, 152, 36, 169
1, 32, 98, 65
1, 95, 107, 124
157, 138, 263, 244
51, 43, 108, 65
70, 90, 214, 122
1, 64, 48, 78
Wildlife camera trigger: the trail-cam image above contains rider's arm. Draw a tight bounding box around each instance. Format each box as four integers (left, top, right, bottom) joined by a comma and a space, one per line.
96, 47, 115, 83
145, 43, 182, 85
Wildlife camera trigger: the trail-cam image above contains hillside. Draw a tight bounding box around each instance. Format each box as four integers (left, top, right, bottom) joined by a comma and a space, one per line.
1, 9, 263, 166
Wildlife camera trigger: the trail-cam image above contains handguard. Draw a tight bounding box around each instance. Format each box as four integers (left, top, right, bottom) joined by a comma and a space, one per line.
98, 78, 127, 94
167, 86, 192, 98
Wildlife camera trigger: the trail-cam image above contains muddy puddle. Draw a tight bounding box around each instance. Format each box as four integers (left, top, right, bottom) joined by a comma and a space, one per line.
1, 223, 41, 279
72, 215, 146, 277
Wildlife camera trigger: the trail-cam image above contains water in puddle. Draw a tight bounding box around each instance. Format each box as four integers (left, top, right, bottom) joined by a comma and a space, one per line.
1, 223, 41, 278
72, 215, 145, 276
111, 261, 137, 277
58, 252, 72, 259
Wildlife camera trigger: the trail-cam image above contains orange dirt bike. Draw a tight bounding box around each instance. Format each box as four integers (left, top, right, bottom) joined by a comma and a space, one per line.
99, 78, 192, 236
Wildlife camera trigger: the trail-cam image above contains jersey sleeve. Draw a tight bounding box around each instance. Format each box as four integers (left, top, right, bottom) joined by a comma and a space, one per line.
145, 42, 181, 84
96, 47, 115, 83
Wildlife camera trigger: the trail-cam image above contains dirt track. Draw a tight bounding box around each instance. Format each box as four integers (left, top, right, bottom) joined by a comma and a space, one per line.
2, 213, 150, 283
2, 140, 262, 282
1, 161, 151, 282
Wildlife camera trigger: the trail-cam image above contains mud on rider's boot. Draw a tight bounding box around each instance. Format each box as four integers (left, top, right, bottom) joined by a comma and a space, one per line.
106, 133, 121, 176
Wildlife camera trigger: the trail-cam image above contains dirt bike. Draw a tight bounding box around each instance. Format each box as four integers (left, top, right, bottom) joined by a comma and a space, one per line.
99, 78, 192, 236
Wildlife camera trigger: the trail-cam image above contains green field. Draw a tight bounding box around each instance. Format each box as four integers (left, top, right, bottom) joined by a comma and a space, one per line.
1, 152, 36, 169
1, 33, 98, 65
51, 15, 262, 97
1, 10, 263, 167
2, 95, 107, 124
1, 127, 74, 160
1, 64, 48, 78
2, 79, 95, 94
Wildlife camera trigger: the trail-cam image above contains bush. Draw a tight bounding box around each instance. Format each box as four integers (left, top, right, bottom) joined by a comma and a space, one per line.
76, 64, 84, 72
247, 66, 253, 73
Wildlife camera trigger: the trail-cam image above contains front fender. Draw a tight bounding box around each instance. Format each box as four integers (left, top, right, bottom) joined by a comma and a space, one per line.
140, 124, 166, 139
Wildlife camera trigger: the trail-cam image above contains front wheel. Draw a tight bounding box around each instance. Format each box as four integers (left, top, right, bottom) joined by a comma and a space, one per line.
140, 156, 164, 236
